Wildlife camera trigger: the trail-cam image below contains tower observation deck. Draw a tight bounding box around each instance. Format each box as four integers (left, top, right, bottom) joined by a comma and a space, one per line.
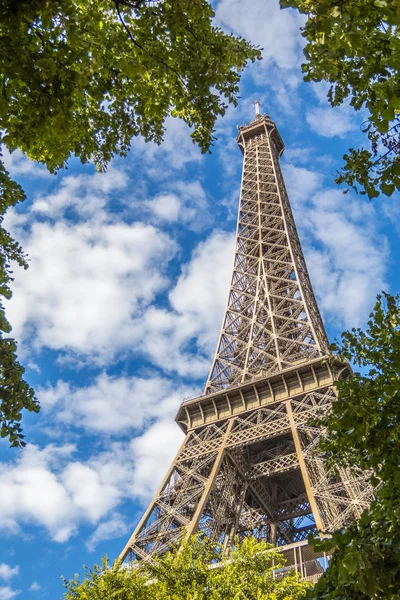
119, 109, 373, 577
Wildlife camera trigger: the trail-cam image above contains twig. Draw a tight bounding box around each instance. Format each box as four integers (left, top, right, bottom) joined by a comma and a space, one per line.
115, 1, 188, 92
115, 1, 145, 51
371, 141, 400, 168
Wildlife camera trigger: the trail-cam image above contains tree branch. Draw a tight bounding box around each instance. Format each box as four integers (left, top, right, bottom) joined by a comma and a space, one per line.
115, 1, 145, 51
372, 141, 400, 168
114, 1, 188, 92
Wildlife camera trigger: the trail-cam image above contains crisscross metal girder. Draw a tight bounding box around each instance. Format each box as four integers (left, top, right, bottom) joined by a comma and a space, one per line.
119, 115, 374, 570
120, 382, 373, 563
205, 117, 328, 394
249, 452, 299, 479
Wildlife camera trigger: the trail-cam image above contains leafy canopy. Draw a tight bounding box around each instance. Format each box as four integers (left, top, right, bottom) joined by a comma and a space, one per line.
1, 0, 260, 169
280, 0, 400, 199
308, 293, 400, 599
63, 535, 311, 600
0, 0, 260, 446
0, 158, 38, 447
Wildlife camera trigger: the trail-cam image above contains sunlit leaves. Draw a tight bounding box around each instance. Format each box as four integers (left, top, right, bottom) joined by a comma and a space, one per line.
63, 535, 311, 600
0, 0, 260, 171
0, 158, 38, 447
280, 0, 400, 199
308, 294, 400, 598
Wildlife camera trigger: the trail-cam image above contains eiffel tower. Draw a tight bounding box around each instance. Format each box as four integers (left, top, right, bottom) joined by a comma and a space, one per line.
119, 104, 373, 575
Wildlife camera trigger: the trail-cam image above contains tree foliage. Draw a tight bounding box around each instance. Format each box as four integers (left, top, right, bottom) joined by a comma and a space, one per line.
63, 535, 311, 600
280, 0, 400, 199
1, 0, 260, 168
0, 157, 38, 447
0, 0, 260, 446
308, 293, 400, 599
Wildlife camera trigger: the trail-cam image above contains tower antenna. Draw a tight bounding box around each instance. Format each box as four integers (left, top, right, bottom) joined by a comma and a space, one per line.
253, 99, 261, 116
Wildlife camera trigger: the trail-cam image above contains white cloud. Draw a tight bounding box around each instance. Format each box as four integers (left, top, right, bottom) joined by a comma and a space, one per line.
0, 586, 20, 600
130, 419, 184, 502
310, 81, 332, 104
135, 230, 235, 377
282, 163, 323, 206
306, 192, 387, 326
0, 444, 77, 542
213, 0, 307, 123
215, 0, 305, 71
169, 231, 234, 350
306, 106, 356, 138
28, 582, 41, 592
38, 373, 195, 435
86, 514, 129, 552
382, 195, 400, 234
4, 164, 231, 374
6, 207, 177, 362
145, 193, 181, 223
284, 163, 388, 327
0, 443, 121, 542
31, 167, 129, 218
0, 415, 185, 543
2, 148, 50, 179
142, 181, 212, 231
131, 117, 202, 174
0, 566, 18, 581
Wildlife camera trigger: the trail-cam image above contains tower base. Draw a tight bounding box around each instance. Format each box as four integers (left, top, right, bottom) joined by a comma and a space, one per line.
119, 358, 373, 564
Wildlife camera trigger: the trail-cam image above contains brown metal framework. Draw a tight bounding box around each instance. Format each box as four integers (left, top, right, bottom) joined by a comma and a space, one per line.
119, 112, 373, 567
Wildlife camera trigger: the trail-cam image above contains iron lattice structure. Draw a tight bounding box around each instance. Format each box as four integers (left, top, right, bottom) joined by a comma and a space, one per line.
119, 111, 373, 574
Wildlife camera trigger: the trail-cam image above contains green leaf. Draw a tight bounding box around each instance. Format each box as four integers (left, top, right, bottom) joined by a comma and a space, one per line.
62, 536, 312, 599
308, 293, 400, 599
279, 0, 400, 199
380, 182, 396, 196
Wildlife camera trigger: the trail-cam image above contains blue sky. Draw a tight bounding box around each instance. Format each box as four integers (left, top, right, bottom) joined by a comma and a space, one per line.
0, 1, 399, 598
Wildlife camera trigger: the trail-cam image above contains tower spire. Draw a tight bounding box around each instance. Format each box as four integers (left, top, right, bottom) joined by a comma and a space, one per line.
204, 113, 328, 394
253, 99, 261, 117
118, 110, 373, 576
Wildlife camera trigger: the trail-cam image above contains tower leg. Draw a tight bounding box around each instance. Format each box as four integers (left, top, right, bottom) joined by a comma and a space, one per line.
286, 399, 324, 531
185, 419, 234, 539
120, 378, 374, 564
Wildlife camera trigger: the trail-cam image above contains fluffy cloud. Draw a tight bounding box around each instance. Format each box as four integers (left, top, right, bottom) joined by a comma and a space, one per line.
135, 230, 235, 377
86, 514, 129, 552
169, 230, 234, 350
305, 79, 362, 139
5, 165, 231, 371
0, 444, 78, 542
0, 566, 18, 582
305, 191, 387, 326
0, 587, 20, 600
306, 105, 357, 138
2, 148, 50, 179
282, 164, 323, 206
131, 116, 203, 175
30, 167, 129, 218
145, 193, 181, 223
6, 171, 177, 362
215, 0, 305, 71
382, 195, 400, 235
283, 162, 388, 327
130, 419, 184, 501
38, 373, 195, 434
0, 426, 183, 544
213, 0, 307, 122
142, 180, 212, 231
